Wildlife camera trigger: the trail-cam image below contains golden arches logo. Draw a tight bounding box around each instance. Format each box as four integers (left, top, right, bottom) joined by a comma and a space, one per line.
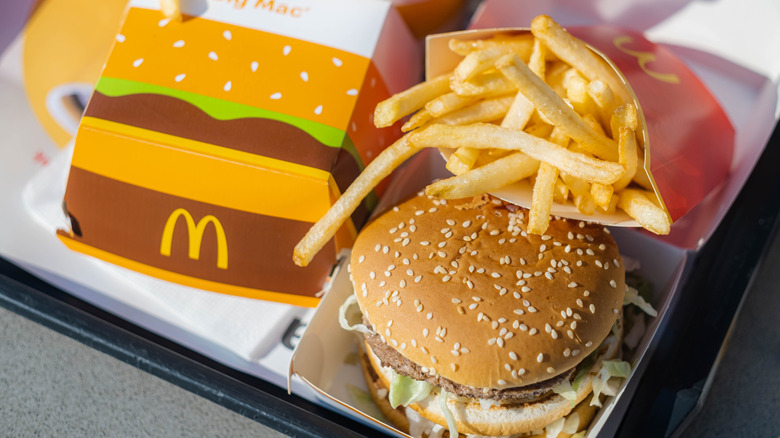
160, 208, 228, 269
613, 36, 680, 85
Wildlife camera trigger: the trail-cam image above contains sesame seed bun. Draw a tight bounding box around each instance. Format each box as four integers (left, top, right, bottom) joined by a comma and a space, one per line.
350, 193, 625, 390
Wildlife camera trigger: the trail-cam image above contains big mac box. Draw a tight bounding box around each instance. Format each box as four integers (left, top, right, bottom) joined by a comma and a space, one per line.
56, 0, 421, 306
290, 6, 741, 438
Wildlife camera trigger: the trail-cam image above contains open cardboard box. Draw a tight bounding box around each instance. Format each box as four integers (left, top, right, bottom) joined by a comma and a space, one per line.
290, 0, 780, 436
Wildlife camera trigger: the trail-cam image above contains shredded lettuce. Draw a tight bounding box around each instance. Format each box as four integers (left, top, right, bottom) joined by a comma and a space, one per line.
624, 286, 658, 317
388, 372, 433, 409
590, 359, 631, 407
545, 417, 565, 438
552, 379, 577, 406
338, 294, 374, 335
438, 390, 459, 438
572, 350, 598, 391
563, 412, 581, 434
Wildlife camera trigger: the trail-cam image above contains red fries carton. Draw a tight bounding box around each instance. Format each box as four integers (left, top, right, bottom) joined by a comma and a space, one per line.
56, 0, 421, 306
460, 3, 734, 233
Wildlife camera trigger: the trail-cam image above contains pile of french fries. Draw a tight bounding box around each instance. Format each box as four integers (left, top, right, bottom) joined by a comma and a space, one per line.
293, 15, 671, 267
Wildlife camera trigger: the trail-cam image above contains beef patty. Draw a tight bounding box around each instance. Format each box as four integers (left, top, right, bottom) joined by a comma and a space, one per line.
364, 329, 574, 403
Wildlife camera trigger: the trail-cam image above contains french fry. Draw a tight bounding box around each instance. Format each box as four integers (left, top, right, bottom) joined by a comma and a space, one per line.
448, 34, 534, 59
496, 53, 618, 161
410, 123, 624, 184
450, 70, 517, 96
528, 163, 558, 234
446, 147, 481, 175
436, 95, 516, 126
562, 174, 596, 215
500, 92, 535, 130
426, 152, 539, 199
293, 135, 419, 266
618, 189, 671, 235
531, 14, 632, 105
554, 177, 569, 203
598, 191, 620, 214
160, 0, 182, 21
610, 103, 639, 139
565, 71, 600, 120
426, 92, 479, 118
402, 108, 434, 132
374, 74, 451, 128
455, 46, 516, 83
614, 126, 639, 190
587, 79, 618, 127
528, 38, 547, 79
590, 183, 614, 209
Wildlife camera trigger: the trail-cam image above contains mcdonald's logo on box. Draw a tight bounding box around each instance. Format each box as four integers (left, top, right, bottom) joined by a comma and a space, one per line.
56, 0, 421, 306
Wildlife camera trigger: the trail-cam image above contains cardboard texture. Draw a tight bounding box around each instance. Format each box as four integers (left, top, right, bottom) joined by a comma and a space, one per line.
56, 0, 422, 307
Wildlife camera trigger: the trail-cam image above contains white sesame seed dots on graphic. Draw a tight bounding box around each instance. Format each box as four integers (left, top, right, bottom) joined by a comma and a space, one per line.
283, 45, 292, 56
175, 74, 186, 82
314, 105, 323, 115
132, 58, 144, 68
116, 34, 126, 43
173, 40, 185, 48
332, 57, 343, 67
300, 71, 309, 82
347, 89, 358, 96
224, 81, 232, 91
223, 30, 232, 40
208, 51, 219, 61
158, 18, 170, 27
270, 92, 282, 100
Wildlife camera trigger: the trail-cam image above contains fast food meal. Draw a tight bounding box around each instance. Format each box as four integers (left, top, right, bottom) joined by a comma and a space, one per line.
339, 192, 651, 437
293, 14, 671, 269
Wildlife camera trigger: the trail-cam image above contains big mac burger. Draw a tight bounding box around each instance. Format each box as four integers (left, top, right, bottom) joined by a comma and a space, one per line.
340, 192, 634, 437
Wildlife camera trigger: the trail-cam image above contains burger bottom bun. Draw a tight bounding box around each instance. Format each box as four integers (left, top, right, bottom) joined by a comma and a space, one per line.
363, 332, 620, 437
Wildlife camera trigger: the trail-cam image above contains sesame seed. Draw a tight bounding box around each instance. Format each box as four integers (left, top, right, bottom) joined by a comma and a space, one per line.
423, 329, 429, 337
406, 269, 414, 276
488, 338, 496, 346
560, 310, 567, 319
415, 275, 423, 283
498, 379, 507, 386
400, 231, 409, 238
403, 259, 411, 265
586, 249, 595, 256
385, 329, 391, 337
451, 364, 458, 372
528, 306, 537, 313
466, 280, 474, 289
568, 282, 578, 288
382, 246, 390, 254
545, 272, 554, 280
447, 219, 456, 226
540, 244, 547, 252
402, 238, 410, 246
572, 349, 580, 356
509, 352, 518, 360
427, 312, 433, 320
421, 241, 430, 246
463, 220, 472, 227
556, 321, 564, 327
610, 280, 617, 288
358, 255, 365, 263
586, 341, 593, 347
438, 251, 447, 258
375, 244, 381, 252
431, 356, 438, 364
410, 225, 417, 232
571, 321, 578, 330
595, 260, 603, 268
564, 348, 571, 357
415, 210, 424, 216
499, 238, 506, 244
451, 350, 460, 356
411, 339, 418, 347
438, 241, 447, 248
518, 368, 526, 376
442, 275, 451, 282
521, 286, 531, 293
491, 272, 501, 278
537, 353, 544, 363
379, 281, 386, 287
584, 290, 591, 296
545, 323, 551, 333
519, 324, 528, 331
369, 272, 376, 279
551, 330, 559, 339
429, 208, 438, 213
547, 367, 555, 373
504, 364, 512, 371
529, 328, 538, 335
513, 309, 523, 315
391, 340, 399, 347
492, 321, 499, 330
458, 307, 466, 315
469, 303, 478, 310
576, 299, 583, 307
589, 304, 596, 313
490, 230, 500, 236
399, 280, 407, 288
445, 231, 453, 238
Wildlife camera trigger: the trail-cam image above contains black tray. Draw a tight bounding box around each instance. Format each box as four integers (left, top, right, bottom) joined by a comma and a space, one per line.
1, 122, 778, 437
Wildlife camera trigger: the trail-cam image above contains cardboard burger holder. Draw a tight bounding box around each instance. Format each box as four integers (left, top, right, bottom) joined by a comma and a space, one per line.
57, 0, 422, 307
289, 5, 738, 438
